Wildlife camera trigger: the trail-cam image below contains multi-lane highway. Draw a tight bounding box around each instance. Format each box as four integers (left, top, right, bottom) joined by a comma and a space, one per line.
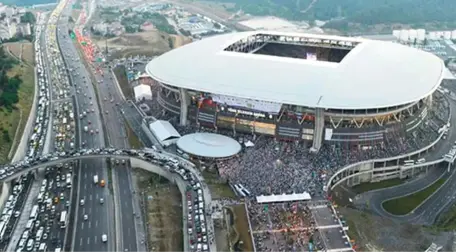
95, 67, 140, 251
56, 2, 114, 251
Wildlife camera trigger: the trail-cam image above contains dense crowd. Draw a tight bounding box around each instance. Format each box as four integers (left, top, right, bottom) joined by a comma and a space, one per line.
248, 201, 325, 252
142, 92, 450, 197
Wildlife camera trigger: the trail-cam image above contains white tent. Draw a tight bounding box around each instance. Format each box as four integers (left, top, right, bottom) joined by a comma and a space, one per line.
149, 120, 181, 146
244, 140, 254, 148
256, 192, 311, 203
134, 84, 152, 102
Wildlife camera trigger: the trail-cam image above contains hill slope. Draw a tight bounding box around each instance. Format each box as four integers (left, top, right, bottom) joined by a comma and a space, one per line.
204, 0, 456, 26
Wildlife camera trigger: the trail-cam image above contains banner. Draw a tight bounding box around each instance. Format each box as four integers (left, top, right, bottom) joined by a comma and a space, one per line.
212, 94, 282, 114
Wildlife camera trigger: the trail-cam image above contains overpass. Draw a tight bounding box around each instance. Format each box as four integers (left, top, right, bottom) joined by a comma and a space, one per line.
0, 148, 213, 252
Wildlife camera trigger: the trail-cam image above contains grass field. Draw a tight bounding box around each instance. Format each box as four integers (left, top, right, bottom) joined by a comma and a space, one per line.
134, 169, 184, 251
202, 171, 236, 199
435, 204, 456, 231
352, 178, 404, 194
0, 42, 35, 163
125, 120, 144, 149
231, 204, 254, 251
113, 66, 133, 99
382, 178, 446, 215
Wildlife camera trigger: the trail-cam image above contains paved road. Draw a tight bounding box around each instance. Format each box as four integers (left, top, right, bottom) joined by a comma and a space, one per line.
94, 64, 141, 251
56, 3, 114, 251
355, 95, 456, 225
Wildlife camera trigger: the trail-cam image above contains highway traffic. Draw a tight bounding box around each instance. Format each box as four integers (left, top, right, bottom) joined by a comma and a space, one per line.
56, 1, 113, 251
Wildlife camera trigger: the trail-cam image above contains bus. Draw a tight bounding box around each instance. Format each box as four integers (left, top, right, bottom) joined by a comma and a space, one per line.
30, 205, 39, 220
233, 184, 246, 197
238, 184, 251, 197
60, 211, 67, 229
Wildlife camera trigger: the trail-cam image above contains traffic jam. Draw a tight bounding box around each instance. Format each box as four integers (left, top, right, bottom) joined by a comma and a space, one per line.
5, 1, 78, 251
0, 147, 212, 251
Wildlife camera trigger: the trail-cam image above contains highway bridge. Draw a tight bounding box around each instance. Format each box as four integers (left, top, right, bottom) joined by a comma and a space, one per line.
1, 148, 209, 252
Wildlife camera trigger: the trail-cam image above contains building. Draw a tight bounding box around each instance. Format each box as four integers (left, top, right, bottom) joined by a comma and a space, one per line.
17, 22, 31, 36
133, 84, 152, 102
145, 31, 448, 152
0, 20, 16, 40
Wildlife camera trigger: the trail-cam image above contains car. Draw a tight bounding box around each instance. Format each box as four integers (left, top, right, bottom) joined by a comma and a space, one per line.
101, 234, 107, 242
100, 198, 104, 204
80, 199, 84, 206
84, 214, 88, 221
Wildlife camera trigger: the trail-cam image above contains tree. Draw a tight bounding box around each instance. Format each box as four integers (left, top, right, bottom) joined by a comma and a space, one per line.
2, 129, 10, 143
20, 12, 35, 24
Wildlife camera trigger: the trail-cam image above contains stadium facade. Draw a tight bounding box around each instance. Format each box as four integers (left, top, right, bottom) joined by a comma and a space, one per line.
146, 31, 446, 151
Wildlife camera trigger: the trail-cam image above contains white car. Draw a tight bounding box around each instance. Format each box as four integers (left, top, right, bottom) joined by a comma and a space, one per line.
100, 198, 104, 204
83, 214, 88, 221
101, 234, 107, 242
80, 199, 85, 206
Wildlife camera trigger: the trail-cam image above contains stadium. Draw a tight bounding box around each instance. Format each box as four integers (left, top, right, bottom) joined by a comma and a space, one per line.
145, 30, 447, 152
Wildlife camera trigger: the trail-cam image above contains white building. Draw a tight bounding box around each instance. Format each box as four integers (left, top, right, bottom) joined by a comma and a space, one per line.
0, 20, 16, 40
17, 23, 31, 36
134, 84, 152, 102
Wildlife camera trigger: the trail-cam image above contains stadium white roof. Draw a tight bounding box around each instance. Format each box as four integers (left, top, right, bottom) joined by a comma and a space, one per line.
146, 31, 446, 110
176, 133, 241, 158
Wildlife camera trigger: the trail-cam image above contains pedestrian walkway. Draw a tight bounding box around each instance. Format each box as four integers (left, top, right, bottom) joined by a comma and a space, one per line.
6, 179, 41, 251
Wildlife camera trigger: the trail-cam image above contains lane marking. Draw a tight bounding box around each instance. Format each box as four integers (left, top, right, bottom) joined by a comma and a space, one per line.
88, 221, 91, 228
94, 235, 97, 244
81, 222, 84, 230
87, 237, 90, 245
95, 220, 98, 227
80, 238, 82, 246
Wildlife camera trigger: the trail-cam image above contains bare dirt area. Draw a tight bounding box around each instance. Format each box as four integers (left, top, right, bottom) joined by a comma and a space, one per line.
214, 217, 230, 252
134, 169, 184, 252
21, 43, 34, 65
170, 35, 192, 48
4, 42, 34, 65
339, 207, 453, 251
95, 31, 189, 59
228, 204, 254, 251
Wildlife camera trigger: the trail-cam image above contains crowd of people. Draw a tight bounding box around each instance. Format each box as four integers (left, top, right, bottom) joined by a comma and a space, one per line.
247, 201, 325, 252
142, 91, 450, 197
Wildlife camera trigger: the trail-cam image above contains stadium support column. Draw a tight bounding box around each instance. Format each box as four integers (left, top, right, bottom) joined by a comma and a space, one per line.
427, 94, 433, 109
179, 88, 189, 126
312, 108, 324, 151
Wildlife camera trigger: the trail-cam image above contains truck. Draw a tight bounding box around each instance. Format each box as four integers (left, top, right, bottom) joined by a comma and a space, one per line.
93, 175, 98, 184
84, 126, 88, 132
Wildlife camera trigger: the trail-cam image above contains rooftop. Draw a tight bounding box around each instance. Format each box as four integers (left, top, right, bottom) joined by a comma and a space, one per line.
146, 30, 446, 110
176, 133, 241, 159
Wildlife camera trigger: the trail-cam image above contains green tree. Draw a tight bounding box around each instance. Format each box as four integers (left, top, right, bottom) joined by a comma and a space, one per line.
20, 12, 35, 24
2, 129, 10, 143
